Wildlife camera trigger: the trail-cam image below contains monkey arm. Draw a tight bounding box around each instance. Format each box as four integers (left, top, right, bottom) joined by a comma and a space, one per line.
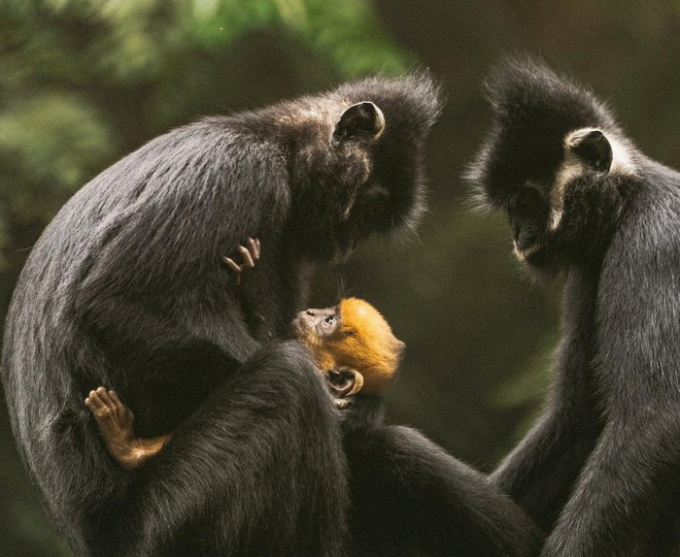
541, 233, 680, 556
490, 267, 601, 530
541, 416, 679, 556
83, 342, 347, 556
345, 423, 543, 557
490, 403, 597, 531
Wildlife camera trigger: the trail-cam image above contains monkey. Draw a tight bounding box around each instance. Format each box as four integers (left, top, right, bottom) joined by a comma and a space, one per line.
1, 75, 442, 556
465, 58, 680, 556
292, 296, 405, 400
84, 297, 404, 471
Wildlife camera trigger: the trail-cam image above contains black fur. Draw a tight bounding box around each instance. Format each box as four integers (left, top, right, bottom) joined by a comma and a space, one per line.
467, 59, 680, 556
1, 76, 441, 556
342, 396, 543, 557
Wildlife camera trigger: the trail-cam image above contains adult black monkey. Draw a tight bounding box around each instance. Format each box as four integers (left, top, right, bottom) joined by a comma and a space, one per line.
1, 76, 442, 556
467, 59, 680, 556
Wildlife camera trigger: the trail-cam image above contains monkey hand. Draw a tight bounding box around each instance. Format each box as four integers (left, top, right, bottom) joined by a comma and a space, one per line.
222, 237, 261, 286
334, 397, 355, 409
85, 387, 170, 471
335, 394, 385, 431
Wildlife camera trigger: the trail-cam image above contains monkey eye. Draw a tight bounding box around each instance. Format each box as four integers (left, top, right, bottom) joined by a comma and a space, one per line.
324, 315, 336, 326
343, 329, 355, 337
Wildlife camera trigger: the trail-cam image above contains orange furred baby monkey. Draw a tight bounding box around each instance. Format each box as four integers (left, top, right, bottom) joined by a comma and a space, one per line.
86, 297, 404, 470
292, 297, 404, 400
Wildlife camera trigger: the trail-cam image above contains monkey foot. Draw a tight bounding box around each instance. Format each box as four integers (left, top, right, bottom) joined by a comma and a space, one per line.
85, 387, 142, 470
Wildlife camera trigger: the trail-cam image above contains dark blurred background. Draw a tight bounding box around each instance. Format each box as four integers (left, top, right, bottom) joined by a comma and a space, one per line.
2, 1, 680, 554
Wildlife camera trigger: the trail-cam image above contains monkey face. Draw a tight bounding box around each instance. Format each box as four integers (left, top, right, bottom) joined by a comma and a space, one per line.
291, 306, 342, 345
467, 60, 636, 272
291, 298, 404, 396
505, 128, 622, 267
277, 75, 442, 261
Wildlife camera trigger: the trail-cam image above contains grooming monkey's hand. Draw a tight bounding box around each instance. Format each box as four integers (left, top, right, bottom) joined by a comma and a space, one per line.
222, 237, 261, 286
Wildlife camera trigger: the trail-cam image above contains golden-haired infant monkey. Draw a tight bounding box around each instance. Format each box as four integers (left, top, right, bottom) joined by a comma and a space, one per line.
86, 297, 404, 470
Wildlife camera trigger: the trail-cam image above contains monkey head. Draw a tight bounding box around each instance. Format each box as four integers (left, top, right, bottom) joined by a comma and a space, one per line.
466, 60, 640, 274
251, 75, 442, 261
291, 297, 405, 398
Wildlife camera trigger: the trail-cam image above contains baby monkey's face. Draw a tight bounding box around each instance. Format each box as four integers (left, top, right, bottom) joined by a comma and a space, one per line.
291, 306, 342, 344
291, 298, 403, 399
291, 304, 361, 399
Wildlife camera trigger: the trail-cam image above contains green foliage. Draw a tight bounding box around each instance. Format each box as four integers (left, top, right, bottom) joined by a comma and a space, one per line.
0, 93, 117, 220
0, 0, 413, 229
178, 0, 414, 75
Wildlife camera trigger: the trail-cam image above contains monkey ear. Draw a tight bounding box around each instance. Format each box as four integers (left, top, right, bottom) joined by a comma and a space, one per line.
334, 102, 385, 141
395, 340, 406, 366
326, 369, 364, 398
569, 129, 612, 174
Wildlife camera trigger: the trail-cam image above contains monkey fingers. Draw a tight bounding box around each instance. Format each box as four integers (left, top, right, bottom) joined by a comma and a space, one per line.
334, 398, 354, 409
246, 237, 261, 261
222, 237, 261, 286
236, 244, 255, 270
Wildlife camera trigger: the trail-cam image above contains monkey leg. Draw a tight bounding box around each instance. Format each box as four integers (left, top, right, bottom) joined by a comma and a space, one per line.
82, 342, 348, 557
345, 424, 543, 557
85, 387, 170, 471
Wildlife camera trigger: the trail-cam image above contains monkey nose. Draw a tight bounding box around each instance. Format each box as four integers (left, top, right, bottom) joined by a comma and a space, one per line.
515, 228, 537, 252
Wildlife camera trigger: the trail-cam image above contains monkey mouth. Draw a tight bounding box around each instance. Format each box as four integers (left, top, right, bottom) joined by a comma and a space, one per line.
290, 315, 318, 343
513, 241, 544, 261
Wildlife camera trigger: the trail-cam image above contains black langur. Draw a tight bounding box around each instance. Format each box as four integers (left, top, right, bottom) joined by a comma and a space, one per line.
2, 76, 441, 556
292, 296, 405, 399
466, 59, 680, 556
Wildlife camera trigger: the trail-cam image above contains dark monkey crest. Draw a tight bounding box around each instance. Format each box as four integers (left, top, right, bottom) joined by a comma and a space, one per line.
2, 76, 441, 556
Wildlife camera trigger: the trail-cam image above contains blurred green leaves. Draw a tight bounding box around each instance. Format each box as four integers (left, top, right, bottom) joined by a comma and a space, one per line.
0, 93, 117, 220
179, 0, 415, 75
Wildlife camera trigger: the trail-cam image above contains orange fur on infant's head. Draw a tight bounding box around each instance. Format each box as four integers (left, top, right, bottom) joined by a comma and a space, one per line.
291, 297, 404, 398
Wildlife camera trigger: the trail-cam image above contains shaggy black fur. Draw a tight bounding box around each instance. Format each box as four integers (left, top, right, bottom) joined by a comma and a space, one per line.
342, 397, 543, 557
2, 76, 442, 556
467, 59, 680, 556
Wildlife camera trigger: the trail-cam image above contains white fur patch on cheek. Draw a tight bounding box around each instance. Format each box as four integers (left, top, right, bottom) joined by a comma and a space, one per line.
549, 161, 580, 232
607, 132, 636, 175
549, 208, 563, 231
